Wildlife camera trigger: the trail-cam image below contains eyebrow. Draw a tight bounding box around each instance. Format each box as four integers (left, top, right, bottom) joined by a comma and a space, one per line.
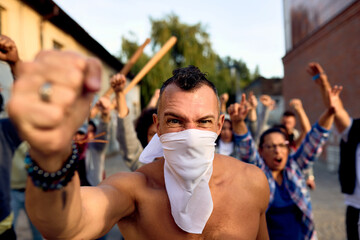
163, 112, 216, 121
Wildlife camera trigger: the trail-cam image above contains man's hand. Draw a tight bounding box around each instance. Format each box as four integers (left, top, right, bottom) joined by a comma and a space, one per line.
96, 96, 112, 122
0, 35, 21, 76
7, 50, 101, 171
228, 94, 249, 135
110, 73, 126, 93
328, 85, 343, 113
0, 35, 19, 64
220, 93, 229, 104
259, 95, 275, 110
289, 98, 303, 112
247, 91, 258, 111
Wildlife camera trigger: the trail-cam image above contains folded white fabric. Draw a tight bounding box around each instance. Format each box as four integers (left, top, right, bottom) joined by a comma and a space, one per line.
139, 133, 163, 164
139, 129, 218, 234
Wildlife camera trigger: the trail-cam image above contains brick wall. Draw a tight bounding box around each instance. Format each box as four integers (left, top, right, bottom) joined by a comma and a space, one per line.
282, 1, 360, 169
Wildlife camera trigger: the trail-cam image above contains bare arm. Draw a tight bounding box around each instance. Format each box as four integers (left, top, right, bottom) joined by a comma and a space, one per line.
228, 93, 249, 135
220, 93, 229, 115
247, 91, 258, 135
0, 35, 21, 77
290, 99, 311, 148
307, 62, 350, 133
8, 51, 136, 239
112, 73, 143, 170
318, 86, 343, 130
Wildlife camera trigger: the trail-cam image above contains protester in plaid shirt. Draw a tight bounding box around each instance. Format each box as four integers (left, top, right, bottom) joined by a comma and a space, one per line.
228, 88, 342, 240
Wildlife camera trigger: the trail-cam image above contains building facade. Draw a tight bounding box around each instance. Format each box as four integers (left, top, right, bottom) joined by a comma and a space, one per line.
282, 0, 360, 170
0, 0, 141, 122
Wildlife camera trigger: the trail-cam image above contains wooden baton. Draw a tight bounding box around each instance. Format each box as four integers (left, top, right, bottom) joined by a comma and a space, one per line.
123, 36, 177, 94
103, 38, 151, 97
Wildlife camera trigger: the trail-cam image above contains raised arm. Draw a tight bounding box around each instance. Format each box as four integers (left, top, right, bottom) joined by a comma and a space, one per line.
0, 35, 21, 77
90, 96, 111, 151
247, 91, 258, 136
111, 73, 143, 170
255, 95, 274, 142
228, 94, 263, 168
293, 86, 340, 169
290, 98, 311, 148
220, 92, 229, 115
307, 62, 350, 133
7, 51, 137, 239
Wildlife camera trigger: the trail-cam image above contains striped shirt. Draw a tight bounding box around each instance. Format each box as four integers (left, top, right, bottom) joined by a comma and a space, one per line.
234, 122, 329, 240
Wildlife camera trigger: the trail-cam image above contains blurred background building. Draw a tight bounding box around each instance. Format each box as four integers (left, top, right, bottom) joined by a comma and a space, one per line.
282, 0, 360, 171
0, 0, 141, 122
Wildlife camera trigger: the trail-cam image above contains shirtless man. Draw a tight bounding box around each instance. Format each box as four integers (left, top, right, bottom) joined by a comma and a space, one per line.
8, 51, 269, 239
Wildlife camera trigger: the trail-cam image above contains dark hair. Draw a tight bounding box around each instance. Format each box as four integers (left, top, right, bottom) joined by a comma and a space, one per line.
216, 119, 233, 144
88, 120, 97, 134
135, 107, 157, 148
160, 65, 218, 96
283, 110, 296, 117
259, 127, 287, 149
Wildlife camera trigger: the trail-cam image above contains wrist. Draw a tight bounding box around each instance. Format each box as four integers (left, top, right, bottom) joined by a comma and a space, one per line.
29, 145, 73, 172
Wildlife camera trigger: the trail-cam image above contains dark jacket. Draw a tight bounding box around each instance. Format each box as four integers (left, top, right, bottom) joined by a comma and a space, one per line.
339, 119, 360, 194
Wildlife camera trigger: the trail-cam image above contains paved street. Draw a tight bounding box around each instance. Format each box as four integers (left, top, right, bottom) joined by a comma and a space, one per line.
15, 154, 346, 240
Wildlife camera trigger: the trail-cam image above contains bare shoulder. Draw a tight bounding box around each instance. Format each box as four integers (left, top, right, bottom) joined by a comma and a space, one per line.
100, 159, 164, 191
214, 154, 269, 208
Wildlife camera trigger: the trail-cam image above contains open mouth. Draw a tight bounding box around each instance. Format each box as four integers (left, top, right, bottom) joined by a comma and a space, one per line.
275, 158, 282, 163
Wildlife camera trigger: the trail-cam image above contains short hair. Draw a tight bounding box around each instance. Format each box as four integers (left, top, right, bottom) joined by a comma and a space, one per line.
160, 65, 218, 96
283, 110, 296, 117
135, 107, 157, 148
259, 127, 287, 149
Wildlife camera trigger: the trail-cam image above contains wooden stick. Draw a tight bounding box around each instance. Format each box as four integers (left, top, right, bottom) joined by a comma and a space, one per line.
104, 38, 151, 97
123, 36, 177, 94
90, 38, 150, 118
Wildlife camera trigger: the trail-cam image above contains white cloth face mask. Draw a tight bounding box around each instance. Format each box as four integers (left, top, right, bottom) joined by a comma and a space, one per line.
140, 129, 218, 234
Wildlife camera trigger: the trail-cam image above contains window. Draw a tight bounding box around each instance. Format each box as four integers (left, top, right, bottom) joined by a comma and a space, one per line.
53, 40, 63, 50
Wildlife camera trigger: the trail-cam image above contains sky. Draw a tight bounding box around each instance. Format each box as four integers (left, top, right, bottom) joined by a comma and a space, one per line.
54, 0, 285, 78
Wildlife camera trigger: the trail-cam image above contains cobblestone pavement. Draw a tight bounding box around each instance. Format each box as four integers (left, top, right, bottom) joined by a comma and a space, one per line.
15, 154, 346, 240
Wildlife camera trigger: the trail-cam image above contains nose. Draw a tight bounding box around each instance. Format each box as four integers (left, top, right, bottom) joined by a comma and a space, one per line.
183, 122, 197, 130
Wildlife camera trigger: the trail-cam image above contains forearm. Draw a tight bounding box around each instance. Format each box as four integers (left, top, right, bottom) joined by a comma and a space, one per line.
234, 131, 262, 167
232, 120, 248, 135
25, 166, 84, 238
255, 107, 270, 141
294, 108, 311, 147
334, 107, 351, 133
318, 108, 335, 130
115, 92, 129, 118
10, 60, 21, 79
293, 122, 330, 169
220, 102, 227, 115
117, 116, 143, 170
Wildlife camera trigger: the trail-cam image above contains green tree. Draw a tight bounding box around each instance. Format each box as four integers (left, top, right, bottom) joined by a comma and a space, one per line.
119, 13, 259, 108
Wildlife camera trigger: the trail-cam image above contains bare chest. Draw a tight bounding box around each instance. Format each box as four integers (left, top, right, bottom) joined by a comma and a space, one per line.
118, 185, 261, 240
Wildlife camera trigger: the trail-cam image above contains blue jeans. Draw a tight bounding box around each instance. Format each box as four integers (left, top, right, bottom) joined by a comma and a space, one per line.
10, 189, 43, 240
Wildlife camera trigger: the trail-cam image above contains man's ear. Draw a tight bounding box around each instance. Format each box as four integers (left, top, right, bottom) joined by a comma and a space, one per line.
153, 113, 160, 135
217, 114, 225, 135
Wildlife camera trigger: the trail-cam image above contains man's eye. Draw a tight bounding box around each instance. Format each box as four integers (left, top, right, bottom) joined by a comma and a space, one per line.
200, 119, 212, 124
167, 119, 181, 124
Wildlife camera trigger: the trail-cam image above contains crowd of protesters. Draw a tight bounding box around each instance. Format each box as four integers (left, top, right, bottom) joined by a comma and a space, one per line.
0, 34, 358, 240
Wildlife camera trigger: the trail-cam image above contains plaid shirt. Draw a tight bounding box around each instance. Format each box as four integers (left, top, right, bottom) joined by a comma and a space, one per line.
234, 122, 330, 240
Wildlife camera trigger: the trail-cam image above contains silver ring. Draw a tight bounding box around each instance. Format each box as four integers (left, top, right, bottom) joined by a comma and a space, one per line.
39, 82, 52, 102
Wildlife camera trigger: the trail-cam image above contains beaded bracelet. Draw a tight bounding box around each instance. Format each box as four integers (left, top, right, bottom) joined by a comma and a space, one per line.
25, 143, 79, 191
